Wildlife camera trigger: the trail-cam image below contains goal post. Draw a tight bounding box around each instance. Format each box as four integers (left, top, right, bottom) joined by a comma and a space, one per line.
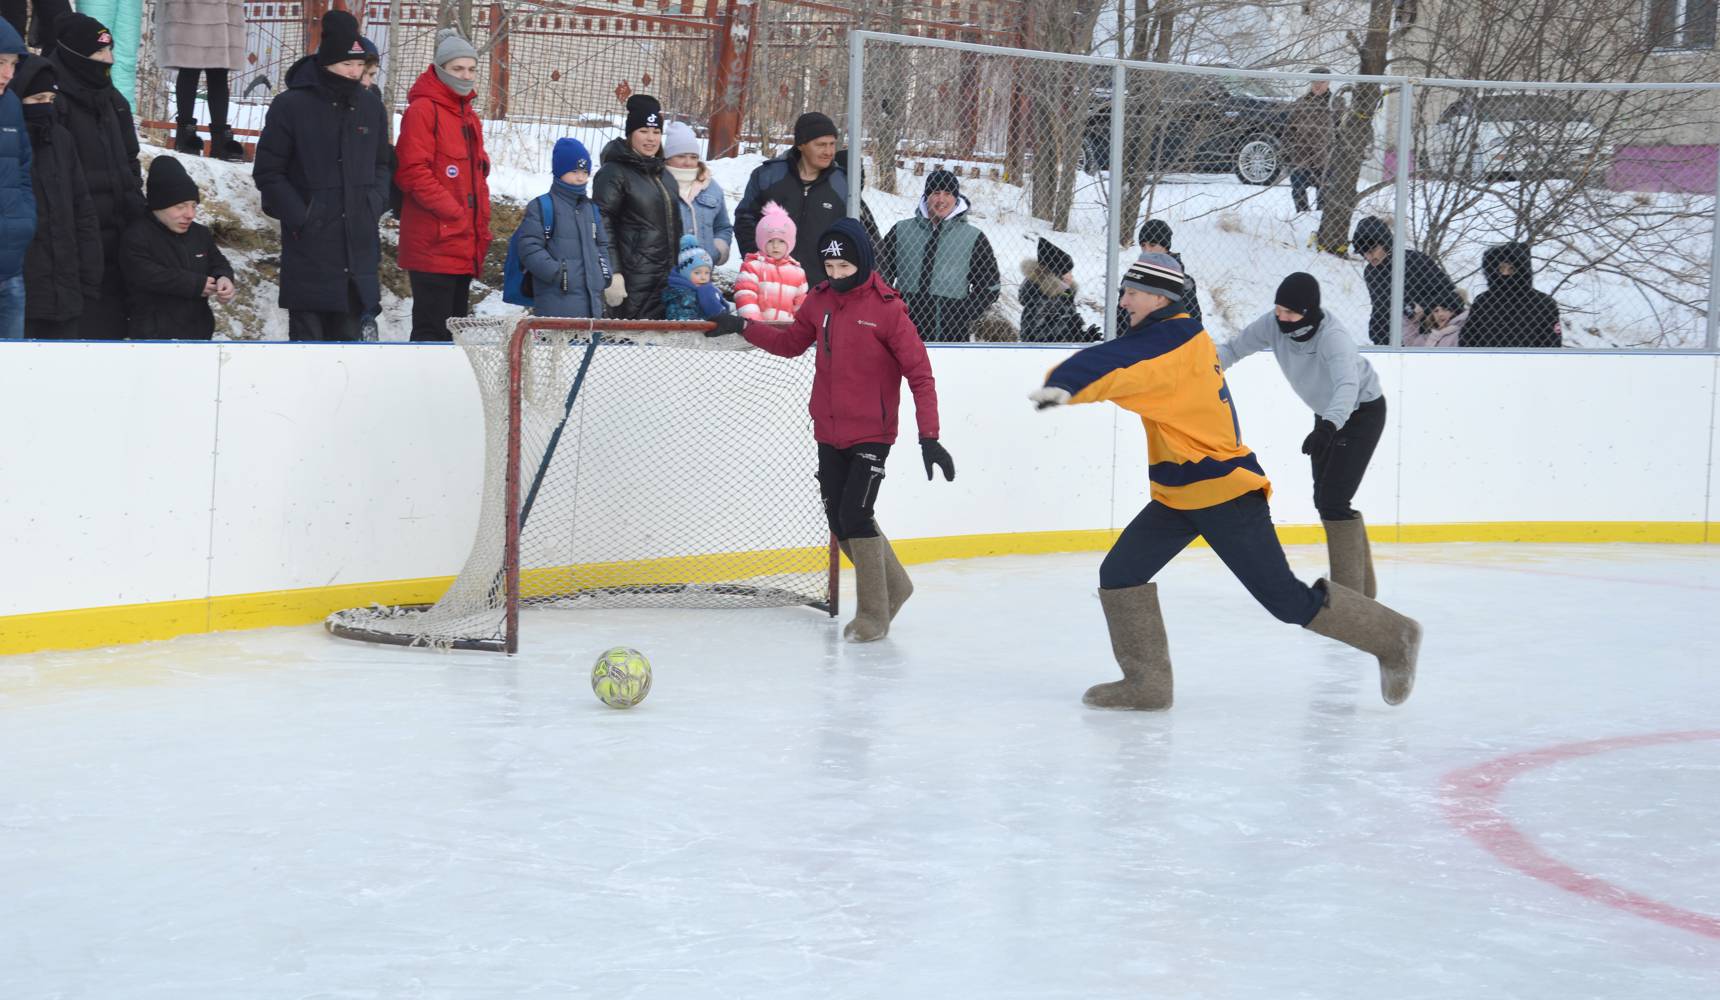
327, 316, 839, 653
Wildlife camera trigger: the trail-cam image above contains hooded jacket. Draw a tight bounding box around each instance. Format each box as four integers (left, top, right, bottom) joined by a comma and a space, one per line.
1462, 243, 1562, 348
877, 195, 1000, 343
18, 55, 100, 320
591, 136, 682, 319
1354, 217, 1459, 346
395, 66, 492, 275
46, 44, 142, 295
1286, 90, 1337, 169
734, 251, 808, 322
514, 179, 613, 319
734, 147, 855, 266
252, 56, 392, 313
0, 23, 32, 282
734, 237, 940, 449
1018, 259, 1091, 343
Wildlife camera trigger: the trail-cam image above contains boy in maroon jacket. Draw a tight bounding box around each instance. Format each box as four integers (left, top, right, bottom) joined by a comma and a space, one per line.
713, 218, 954, 642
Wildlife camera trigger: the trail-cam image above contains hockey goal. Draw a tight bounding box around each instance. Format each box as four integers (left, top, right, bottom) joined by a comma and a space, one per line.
327, 316, 837, 652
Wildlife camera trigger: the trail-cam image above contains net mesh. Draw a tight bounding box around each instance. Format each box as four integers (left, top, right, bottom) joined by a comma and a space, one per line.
327, 317, 832, 651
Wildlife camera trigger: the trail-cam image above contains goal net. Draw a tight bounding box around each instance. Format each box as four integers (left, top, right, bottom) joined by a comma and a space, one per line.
327, 316, 836, 652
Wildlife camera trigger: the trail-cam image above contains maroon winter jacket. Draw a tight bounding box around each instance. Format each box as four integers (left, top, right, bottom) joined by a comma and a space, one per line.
740, 273, 940, 448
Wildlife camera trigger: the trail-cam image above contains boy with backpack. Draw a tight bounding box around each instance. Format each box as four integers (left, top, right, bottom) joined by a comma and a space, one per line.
508, 138, 614, 318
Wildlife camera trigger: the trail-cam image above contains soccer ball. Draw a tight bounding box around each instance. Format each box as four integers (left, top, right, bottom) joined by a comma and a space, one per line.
591, 646, 652, 708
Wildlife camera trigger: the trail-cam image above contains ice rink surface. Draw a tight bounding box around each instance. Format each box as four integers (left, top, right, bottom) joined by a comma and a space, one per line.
3, 543, 1718, 999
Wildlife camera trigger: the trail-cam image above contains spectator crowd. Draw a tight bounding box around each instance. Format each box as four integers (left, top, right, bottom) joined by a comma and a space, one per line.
0, 16, 1564, 348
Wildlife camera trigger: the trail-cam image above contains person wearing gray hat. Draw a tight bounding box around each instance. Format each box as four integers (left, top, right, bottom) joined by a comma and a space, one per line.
1027, 250, 1423, 713
662, 119, 733, 266
876, 168, 1000, 342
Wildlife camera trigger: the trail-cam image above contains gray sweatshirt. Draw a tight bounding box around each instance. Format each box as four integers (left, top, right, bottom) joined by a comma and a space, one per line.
1216, 310, 1382, 429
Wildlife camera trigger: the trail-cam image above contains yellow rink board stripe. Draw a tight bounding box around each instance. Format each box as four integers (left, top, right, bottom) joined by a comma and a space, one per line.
1, 521, 1712, 656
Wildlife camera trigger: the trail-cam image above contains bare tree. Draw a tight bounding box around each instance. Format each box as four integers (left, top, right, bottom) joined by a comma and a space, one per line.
1027, 0, 1105, 230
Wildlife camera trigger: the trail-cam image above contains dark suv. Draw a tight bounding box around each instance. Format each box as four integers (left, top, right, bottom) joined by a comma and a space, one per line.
1081, 74, 1294, 185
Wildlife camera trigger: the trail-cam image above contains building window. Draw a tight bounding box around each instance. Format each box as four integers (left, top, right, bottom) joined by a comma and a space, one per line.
1648, 0, 1718, 49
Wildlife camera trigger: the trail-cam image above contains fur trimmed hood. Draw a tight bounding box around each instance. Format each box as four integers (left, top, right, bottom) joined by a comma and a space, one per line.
1021, 258, 1074, 296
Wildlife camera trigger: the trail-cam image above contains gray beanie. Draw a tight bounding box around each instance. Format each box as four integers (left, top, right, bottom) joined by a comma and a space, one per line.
1120, 251, 1186, 301
435, 29, 478, 67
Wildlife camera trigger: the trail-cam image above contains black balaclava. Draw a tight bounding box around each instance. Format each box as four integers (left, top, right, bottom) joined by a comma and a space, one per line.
1275, 272, 1325, 340
817, 218, 874, 294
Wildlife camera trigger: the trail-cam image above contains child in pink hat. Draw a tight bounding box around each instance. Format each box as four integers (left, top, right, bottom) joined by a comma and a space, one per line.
734, 202, 808, 321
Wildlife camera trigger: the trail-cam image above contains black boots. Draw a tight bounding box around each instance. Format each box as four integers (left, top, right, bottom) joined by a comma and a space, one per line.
209, 125, 246, 163
173, 118, 202, 155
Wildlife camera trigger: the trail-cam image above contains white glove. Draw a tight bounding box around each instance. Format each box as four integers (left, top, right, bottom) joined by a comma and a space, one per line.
1029, 386, 1071, 410
603, 274, 627, 308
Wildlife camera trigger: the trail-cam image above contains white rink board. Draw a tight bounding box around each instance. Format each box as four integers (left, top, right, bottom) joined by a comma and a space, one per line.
0, 341, 1715, 619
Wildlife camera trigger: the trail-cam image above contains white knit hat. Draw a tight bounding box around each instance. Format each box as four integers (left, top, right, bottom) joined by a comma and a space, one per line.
663, 121, 701, 160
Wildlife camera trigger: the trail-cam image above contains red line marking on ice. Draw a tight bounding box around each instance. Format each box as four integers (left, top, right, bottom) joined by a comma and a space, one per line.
1441, 730, 1720, 941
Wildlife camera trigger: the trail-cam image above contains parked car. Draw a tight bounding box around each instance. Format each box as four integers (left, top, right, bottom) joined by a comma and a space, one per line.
1430, 93, 1609, 182
1081, 74, 1295, 185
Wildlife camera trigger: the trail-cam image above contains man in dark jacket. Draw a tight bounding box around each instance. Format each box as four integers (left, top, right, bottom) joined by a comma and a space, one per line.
121, 155, 235, 340
1351, 216, 1459, 346
877, 170, 1000, 343
46, 11, 142, 339
0, 19, 35, 339
252, 10, 390, 342
1462, 242, 1562, 348
17, 54, 100, 339
590, 93, 680, 320
1285, 69, 1335, 214
735, 112, 855, 266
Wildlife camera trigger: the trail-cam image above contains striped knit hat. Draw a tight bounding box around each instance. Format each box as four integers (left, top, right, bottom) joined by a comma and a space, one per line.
1121, 251, 1185, 302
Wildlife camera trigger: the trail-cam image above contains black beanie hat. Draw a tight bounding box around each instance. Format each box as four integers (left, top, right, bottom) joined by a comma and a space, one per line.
146, 155, 201, 211
793, 111, 838, 147
18, 55, 57, 99
625, 94, 662, 135
1138, 218, 1173, 250
924, 169, 960, 199
316, 10, 365, 67
1275, 272, 1322, 315
54, 11, 112, 58
1036, 237, 1074, 277
816, 217, 875, 278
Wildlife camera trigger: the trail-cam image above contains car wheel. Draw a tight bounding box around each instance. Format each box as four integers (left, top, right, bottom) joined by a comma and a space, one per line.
1234, 135, 1282, 185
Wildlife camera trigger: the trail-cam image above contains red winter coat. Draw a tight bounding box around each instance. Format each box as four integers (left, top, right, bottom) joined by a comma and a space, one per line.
395, 67, 492, 275
739, 273, 940, 448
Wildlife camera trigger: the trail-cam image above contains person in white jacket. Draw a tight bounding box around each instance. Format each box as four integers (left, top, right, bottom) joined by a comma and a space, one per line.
1216, 272, 1386, 597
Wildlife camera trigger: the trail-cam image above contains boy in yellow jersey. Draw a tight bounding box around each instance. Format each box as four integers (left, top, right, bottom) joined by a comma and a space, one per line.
1030, 253, 1422, 711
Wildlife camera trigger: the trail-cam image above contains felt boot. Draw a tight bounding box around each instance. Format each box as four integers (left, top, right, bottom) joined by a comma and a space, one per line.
1323, 516, 1377, 598
1305, 579, 1421, 705
1084, 583, 1174, 710
174, 118, 203, 155
843, 535, 892, 642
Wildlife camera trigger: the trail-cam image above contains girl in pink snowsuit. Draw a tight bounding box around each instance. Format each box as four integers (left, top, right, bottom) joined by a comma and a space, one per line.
734, 202, 808, 321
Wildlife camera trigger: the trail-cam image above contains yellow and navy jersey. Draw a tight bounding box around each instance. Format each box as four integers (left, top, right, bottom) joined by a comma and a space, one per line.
1045, 312, 1271, 510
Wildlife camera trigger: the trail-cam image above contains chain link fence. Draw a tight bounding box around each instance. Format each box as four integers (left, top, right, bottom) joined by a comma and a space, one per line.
848, 30, 1720, 351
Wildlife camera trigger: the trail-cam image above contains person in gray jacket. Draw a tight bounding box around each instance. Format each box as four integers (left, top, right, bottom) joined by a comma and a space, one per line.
515, 137, 614, 318
662, 120, 732, 267
1216, 272, 1385, 597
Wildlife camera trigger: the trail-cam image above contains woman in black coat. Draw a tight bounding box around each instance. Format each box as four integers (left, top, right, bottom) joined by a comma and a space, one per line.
47, 12, 145, 339
17, 54, 102, 340
591, 94, 681, 320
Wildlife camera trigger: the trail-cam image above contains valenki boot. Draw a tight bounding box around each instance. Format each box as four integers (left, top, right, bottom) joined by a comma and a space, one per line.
1323, 516, 1377, 598
843, 535, 892, 642
1305, 579, 1421, 705
1085, 583, 1174, 710
839, 534, 915, 623
174, 118, 203, 155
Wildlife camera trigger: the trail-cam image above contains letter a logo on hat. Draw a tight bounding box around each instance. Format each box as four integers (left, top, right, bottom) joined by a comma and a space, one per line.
821, 239, 846, 258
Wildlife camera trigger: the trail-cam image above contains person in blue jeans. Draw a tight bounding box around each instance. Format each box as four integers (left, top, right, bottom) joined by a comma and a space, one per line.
0, 19, 37, 339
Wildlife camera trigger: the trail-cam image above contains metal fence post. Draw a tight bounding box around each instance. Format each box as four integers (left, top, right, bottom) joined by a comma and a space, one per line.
1104, 61, 1126, 339
847, 30, 865, 220
1708, 147, 1720, 350
1388, 79, 1414, 349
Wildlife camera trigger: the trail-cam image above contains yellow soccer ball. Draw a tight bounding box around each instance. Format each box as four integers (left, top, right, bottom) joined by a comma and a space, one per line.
591, 646, 652, 709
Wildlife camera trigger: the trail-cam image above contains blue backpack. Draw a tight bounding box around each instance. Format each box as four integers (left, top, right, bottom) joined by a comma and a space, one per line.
502, 194, 556, 307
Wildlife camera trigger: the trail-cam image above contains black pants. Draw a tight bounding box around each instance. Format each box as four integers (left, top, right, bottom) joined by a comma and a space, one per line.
816, 442, 891, 541
1100, 490, 1324, 627
288, 285, 364, 342
75, 292, 128, 340
1311, 395, 1386, 521
1289, 167, 1322, 213
175, 68, 230, 128
24, 317, 81, 339
410, 271, 473, 342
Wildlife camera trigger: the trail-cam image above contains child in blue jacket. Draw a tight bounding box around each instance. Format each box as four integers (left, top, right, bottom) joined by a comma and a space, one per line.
515, 138, 613, 318
663, 234, 727, 321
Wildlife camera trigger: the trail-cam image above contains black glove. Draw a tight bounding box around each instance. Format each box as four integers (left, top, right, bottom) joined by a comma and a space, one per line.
707, 313, 747, 337
921, 438, 955, 482
1301, 419, 1337, 456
